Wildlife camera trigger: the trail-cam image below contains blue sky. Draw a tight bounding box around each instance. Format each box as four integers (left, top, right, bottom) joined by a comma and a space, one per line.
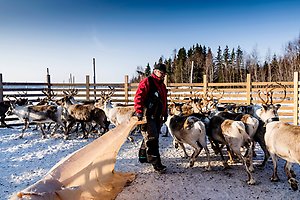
0, 0, 299, 83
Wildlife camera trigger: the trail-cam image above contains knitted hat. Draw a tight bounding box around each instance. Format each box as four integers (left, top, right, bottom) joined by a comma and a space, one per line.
154, 63, 167, 73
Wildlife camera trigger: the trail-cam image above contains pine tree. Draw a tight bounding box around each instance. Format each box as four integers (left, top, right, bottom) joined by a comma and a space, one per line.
205, 48, 214, 82
270, 54, 279, 81
176, 47, 187, 83
230, 48, 236, 82
215, 46, 223, 82
236, 46, 244, 82
223, 46, 230, 82
145, 63, 151, 77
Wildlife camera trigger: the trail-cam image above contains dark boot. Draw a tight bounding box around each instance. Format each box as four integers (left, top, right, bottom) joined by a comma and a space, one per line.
148, 155, 166, 173
153, 163, 166, 173
138, 147, 148, 163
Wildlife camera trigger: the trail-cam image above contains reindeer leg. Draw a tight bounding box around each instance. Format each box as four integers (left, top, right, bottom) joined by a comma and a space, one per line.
81, 122, 89, 139
178, 142, 189, 158
217, 143, 229, 169
189, 146, 201, 167
38, 124, 47, 139
209, 138, 220, 154
284, 161, 298, 191
50, 123, 59, 137
203, 146, 211, 170
270, 153, 279, 182
243, 141, 254, 172
252, 141, 257, 157
65, 121, 75, 140
20, 119, 29, 138
47, 122, 53, 131
240, 154, 256, 185
255, 126, 270, 169
233, 146, 255, 185
226, 145, 236, 164
1, 116, 12, 128
246, 141, 255, 172
197, 139, 211, 171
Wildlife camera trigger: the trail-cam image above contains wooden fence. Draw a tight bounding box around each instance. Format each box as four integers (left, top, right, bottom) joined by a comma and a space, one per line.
0, 72, 299, 125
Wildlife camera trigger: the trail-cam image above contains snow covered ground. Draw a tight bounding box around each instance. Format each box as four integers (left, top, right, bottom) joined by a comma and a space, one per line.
1, 125, 300, 200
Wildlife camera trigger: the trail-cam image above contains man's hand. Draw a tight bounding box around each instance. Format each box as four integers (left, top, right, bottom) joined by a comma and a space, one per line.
136, 113, 143, 121
162, 114, 168, 123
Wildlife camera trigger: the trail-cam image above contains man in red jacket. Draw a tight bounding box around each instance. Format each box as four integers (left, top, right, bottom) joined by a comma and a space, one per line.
134, 63, 168, 173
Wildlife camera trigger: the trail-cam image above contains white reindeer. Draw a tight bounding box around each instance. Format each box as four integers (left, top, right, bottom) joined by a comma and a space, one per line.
165, 102, 211, 169
96, 87, 135, 126
255, 83, 300, 190
255, 103, 300, 190
221, 119, 255, 185
7, 99, 65, 139
96, 87, 136, 141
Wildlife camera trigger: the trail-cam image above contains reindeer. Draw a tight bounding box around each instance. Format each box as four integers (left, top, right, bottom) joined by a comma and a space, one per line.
255, 83, 300, 191
188, 88, 224, 115
97, 87, 135, 125
97, 87, 137, 141
232, 104, 271, 168
6, 97, 66, 139
60, 91, 109, 139
165, 101, 211, 169
0, 95, 28, 128
0, 100, 11, 127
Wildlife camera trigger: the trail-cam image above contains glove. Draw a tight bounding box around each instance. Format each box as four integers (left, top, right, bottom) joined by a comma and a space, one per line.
136, 113, 143, 121
162, 114, 168, 123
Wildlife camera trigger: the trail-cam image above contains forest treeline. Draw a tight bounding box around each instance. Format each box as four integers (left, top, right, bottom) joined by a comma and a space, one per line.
131, 34, 300, 83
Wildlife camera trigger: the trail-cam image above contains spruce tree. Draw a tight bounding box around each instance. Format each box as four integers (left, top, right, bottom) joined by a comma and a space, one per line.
145, 63, 151, 77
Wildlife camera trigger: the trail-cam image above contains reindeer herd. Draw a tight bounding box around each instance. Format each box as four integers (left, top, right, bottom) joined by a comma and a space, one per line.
1, 88, 131, 140
1, 83, 300, 191
165, 83, 300, 191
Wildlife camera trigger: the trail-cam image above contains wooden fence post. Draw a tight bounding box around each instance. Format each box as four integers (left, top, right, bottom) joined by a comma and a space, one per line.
203, 75, 207, 94
164, 74, 168, 86
86, 75, 90, 101
46, 68, 51, 91
294, 72, 299, 125
124, 75, 129, 105
0, 73, 3, 102
246, 74, 251, 105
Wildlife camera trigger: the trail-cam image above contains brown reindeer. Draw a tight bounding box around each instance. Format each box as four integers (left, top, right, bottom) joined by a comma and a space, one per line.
60, 92, 109, 139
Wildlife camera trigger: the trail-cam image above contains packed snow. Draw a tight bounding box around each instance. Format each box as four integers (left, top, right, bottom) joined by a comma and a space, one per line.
1, 125, 300, 200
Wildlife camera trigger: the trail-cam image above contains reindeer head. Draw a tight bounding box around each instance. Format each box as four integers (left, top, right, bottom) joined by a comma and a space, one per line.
5, 96, 29, 116
256, 82, 286, 123
194, 88, 223, 114
99, 86, 115, 107
168, 102, 183, 116
255, 104, 281, 123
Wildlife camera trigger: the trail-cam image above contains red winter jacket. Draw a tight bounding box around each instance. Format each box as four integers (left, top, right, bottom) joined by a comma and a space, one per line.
134, 73, 167, 117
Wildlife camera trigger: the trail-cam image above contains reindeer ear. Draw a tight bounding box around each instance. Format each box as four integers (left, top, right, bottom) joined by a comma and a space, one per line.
262, 104, 268, 111
255, 108, 262, 117
275, 104, 281, 110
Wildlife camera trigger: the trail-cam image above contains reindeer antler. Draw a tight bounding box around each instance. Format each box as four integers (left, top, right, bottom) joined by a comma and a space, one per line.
63, 88, 78, 97
42, 89, 57, 101
100, 86, 115, 103
209, 88, 224, 101
258, 89, 269, 105
258, 82, 286, 105
271, 82, 286, 104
